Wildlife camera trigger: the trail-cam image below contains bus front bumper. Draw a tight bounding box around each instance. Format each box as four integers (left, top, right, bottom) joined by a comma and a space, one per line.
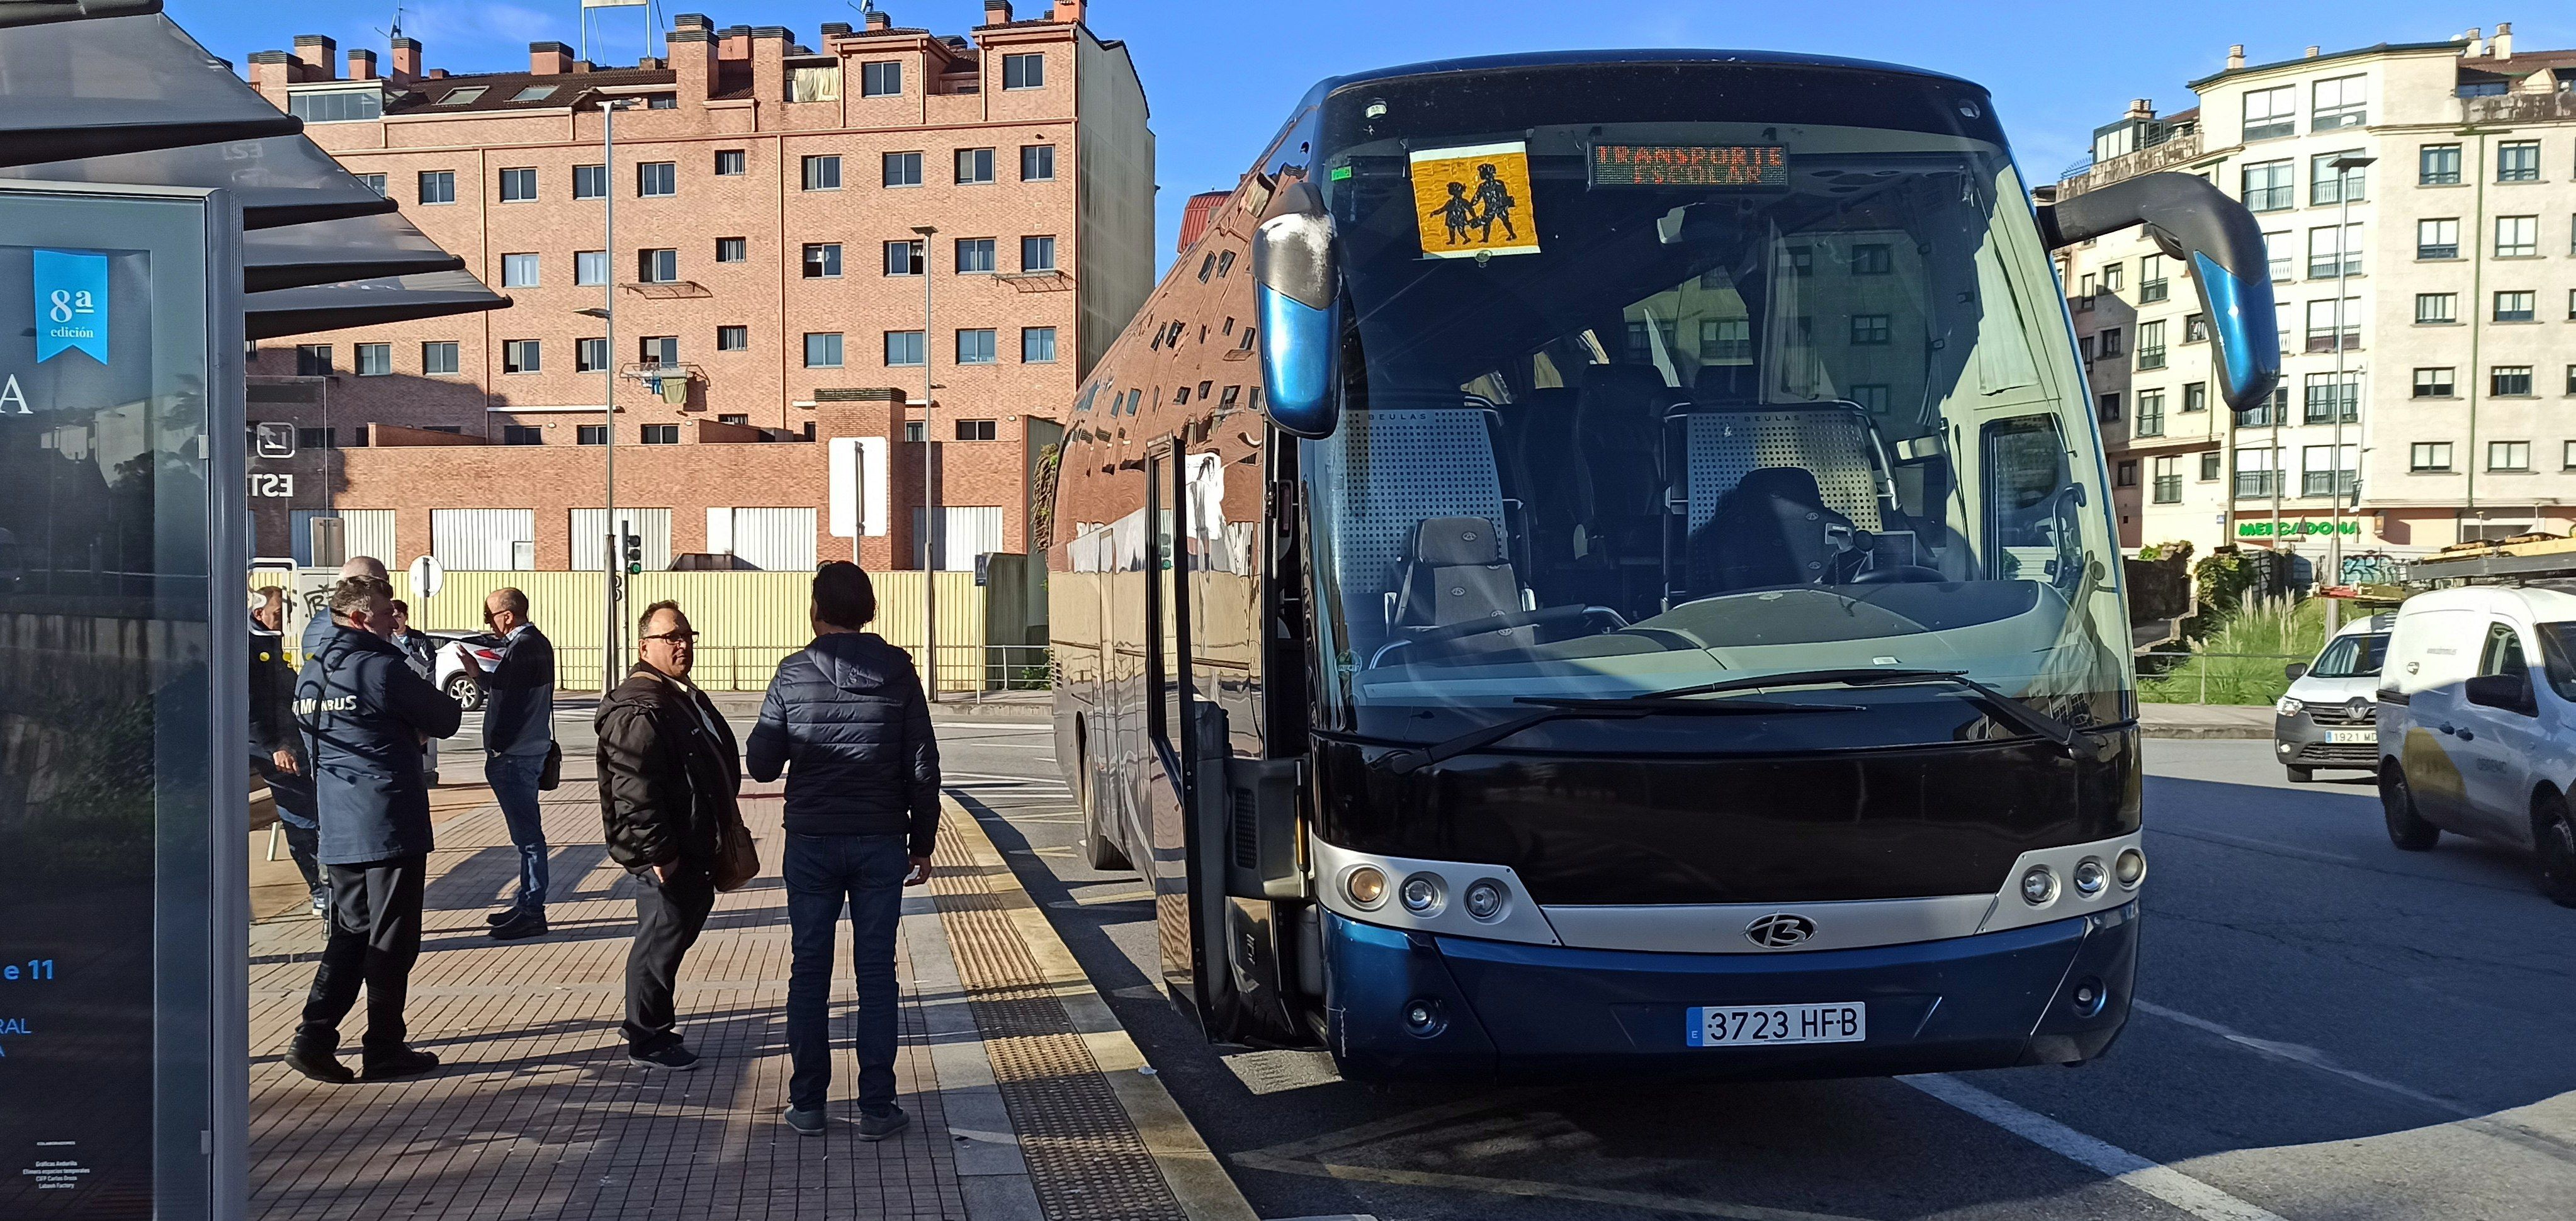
1320, 902, 2137, 1082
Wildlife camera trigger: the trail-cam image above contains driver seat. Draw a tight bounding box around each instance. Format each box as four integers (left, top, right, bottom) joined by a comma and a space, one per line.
1694, 466, 1853, 591
1391, 517, 1522, 628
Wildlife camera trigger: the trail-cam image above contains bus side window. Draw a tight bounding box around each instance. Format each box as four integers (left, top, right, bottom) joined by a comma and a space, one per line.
1980, 415, 2073, 582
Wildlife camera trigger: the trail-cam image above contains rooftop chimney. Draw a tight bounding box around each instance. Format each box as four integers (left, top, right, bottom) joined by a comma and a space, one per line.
2227, 44, 2245, 70
669, 22, 717, 107
2465, 28, 2485, 57
2303, 45, 2321, 59
672, 12, 713, 31
293, 33, 336, 79
2494, 22, 2513, 59
820, 21, 852, 38
1051, 0, 1083, 22
529, 40, 574, 75
984, 0, 1014, 23
2126, 98, 2154, 121
390, 36, 422, 81
347, 47, 377, 81
865, 7, 891, 30
719, 25, 752, 59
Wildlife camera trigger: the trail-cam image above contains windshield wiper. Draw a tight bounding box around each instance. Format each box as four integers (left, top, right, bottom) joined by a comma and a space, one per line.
1381, 695, 1855, 775
1639, 667, 2099, 753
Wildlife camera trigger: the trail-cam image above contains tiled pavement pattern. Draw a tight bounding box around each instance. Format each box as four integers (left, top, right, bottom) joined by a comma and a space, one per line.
246, 780, 978, 1221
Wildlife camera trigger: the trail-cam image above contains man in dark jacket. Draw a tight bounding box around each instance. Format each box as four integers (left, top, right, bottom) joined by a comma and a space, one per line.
598, 600, 740, 1071
477, 586, 556, 940
747, 562, 938, 1140
288, 575, 463, 1084
252, 587, 327, 916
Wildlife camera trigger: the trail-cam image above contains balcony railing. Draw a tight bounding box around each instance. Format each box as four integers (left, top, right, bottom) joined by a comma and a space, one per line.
2234, 471, 2279, 498
2139, 278, 2169, 303
2304, 330, 2359, 354
2137, 346, 2167, 371
2301, 471, 2358, 498
2152, 475, 2183, 504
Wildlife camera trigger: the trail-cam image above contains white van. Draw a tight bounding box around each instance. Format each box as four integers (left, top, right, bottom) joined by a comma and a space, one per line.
2274, 612, 2392, 782
2376, 585, 2576, 905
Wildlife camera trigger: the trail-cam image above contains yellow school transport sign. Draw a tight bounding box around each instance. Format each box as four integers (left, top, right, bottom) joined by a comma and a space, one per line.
1410, 141, 1542, 259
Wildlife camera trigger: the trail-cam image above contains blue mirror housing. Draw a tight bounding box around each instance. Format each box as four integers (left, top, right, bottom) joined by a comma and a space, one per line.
2041, 171, 2281, 412
1251, 181, 1342, 439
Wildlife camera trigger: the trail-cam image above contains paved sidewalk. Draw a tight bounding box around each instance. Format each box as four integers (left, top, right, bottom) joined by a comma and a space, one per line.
2138, 702, 2271, 739
247, 777, 1251, 1221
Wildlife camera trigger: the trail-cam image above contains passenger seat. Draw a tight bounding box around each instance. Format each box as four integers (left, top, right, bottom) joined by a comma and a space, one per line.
1692, 466, 1855, 591
1391, 517, 1522, 628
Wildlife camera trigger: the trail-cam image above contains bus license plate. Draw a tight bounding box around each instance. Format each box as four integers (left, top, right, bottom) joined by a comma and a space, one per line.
1686, 1003, 1865, 1047
2326, 729, 2375, 744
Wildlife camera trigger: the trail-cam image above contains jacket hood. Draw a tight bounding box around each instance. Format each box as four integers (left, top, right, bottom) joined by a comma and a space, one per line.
323, 622, 403, 658
808, 631, 907, 695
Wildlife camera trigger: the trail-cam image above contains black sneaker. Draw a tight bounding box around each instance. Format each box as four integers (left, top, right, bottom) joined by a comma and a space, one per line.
485, 906, 526, 926
285, 1044, 354, 1085
628, 1043, 700, 1071
490, 911, 548, 941
359, 1046, 440, 1081
856, 1105, 909, 1142
782, 1105, 826, 1137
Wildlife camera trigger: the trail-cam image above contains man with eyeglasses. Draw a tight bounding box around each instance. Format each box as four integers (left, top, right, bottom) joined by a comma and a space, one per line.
476, 587, 557, 940
597, 600, 740, 1070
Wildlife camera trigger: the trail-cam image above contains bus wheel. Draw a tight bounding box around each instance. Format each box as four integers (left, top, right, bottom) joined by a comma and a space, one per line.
2534, 792, 2576, 908
1078, 732, 1131, 872
2382, 768, 2439, 851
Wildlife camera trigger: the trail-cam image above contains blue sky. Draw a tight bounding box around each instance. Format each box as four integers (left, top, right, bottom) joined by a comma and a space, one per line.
171, 0, 2568, 272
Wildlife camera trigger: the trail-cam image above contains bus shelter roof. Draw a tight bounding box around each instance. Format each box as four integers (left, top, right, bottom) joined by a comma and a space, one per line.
246, 269, 511, 341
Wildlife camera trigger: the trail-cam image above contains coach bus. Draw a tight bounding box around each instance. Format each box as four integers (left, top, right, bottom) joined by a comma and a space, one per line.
1050, 50, 2278, 1079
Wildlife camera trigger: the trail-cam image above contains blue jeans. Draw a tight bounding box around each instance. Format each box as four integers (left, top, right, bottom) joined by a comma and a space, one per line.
485, 751, 548, 911
784, 833, 910, 1114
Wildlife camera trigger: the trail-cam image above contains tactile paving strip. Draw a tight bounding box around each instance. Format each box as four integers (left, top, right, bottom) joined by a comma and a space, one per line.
931, 819, 1189, 1221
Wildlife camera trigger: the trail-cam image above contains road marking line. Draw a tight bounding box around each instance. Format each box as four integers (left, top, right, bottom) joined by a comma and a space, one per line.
2150, 827, 2359, 865
1231, 1152, 1875, 1221
2135, 1001, 2469, 1116
1899, 1074, 2289, 1221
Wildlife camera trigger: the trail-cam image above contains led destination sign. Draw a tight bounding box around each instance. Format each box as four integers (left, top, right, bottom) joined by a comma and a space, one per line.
1590, 143, 1790, 188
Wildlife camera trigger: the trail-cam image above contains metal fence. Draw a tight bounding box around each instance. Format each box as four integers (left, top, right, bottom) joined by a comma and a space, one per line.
2135, 650, 2310, 706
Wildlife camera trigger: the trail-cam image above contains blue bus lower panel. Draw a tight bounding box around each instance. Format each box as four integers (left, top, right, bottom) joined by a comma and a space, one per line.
1321, 903, 2138, 1082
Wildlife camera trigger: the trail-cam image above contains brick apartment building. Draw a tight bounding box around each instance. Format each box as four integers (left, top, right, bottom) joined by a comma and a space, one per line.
235, 0, 1152, 577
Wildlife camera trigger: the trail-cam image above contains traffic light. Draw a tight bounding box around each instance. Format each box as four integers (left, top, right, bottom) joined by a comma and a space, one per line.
623, 532, 643, 575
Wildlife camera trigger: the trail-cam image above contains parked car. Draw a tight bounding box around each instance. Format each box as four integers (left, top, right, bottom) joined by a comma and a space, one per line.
2376, 585, 2576, 905
2274, 612, 2392, 782
431, 631, 504, 711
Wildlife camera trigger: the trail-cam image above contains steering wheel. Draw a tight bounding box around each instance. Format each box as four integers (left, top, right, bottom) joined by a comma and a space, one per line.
1851, 565, 1947, 585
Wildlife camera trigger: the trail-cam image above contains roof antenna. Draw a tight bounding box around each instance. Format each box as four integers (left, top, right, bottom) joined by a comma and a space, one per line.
373, 1, 406, 44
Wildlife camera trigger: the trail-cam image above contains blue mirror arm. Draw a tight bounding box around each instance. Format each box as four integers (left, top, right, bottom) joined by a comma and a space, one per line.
2038, 171, 2279, 411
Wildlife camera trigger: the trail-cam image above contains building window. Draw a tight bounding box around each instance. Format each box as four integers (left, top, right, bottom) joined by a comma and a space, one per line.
502, 339, 540, 373
2236, 386, 2285, 428
789, 64, 841, 103
638, 335, 677, 366
2183, 382, 2208, 414
1020, 235, 1056, 273
2308, 153, 2363, 205
803, 332, 844, 368
2135, 320, 2166, 370
954, 237, 995, 273
2242, 86, 2295, 142
1020, 144, 1056, 181
2183, 313, 2209, 344
2234, 447, 2279, 498
358, 172, 387, 196
2568, 364, 2576, 396
502, 425, 543, 446
2415, 292, 2457, 324
1022, 326, 1057, 363
1848, 314, 1890, 346
2412, 367, 2456, 398
885, 330, 925, 366
2495, 215, 2538, 257
1700, 317, 1751, 363
2498, 140, 2541, 183
637, 161, 676, 197
884, 240, 924, 276
577, 424, 608, 445
434, 86, 486, 106
421, 342, 459, 374
883, 151, 922, 188
861, 60, 902, 97
956, 329, 998, 364
354, 342, 391, 376
955, 147, 996, 184
2493, 366, 2535, 397
801, 243, 842, 278
2240, 160, 2294, 212
575, 249, 609, 286
288, 88, 383, 123
645, 93, 677, 110
1002, 52, 1044, 90
2420, 143, 2462, 186
2135, 389, 2166, 437
716, 236, 747, 263
499, 252, 539, 288
2151, 455, 2181, 504
499, 166, 537, 202
2101, 263, 2124, 292
2489, 441, 2531, 471
642, 424, 680, 445
903, 420, 926, 443
2305, 223, 2359, 279
717, 325, 748, 351
641, 248, 679, 283
577, 337, 607, 372
2496, 291, 2537, 322
2200, 451, 2222, 481
2098, 327, 2123, 358
417, 170, 455, 205
2303, 372, 2358, 424
715, 149, 746, 176
801, 155, 840, 191
2096, 391, 2120, 422
2302, 444, 2358, 497
2309, 76, 2364, 131
570, 164, 607, 200
955, 418, 998, 441
295, 344, 332, 376
2115, 459, 2138, 488
2137, 253, 2167, 302
295, 427, 336, 451
2262, 230, 2294, 281
2304, 298, 2358, 353
2411, 442, 2453, 472
2079, 335, 2095, 363
1848, 243, 1893, 276
2417, 218, 2460, 260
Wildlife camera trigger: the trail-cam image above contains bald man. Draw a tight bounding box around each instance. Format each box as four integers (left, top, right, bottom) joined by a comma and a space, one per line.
302, 556, 390, 663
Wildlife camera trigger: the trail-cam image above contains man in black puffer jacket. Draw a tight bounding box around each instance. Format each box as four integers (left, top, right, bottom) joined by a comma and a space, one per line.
747, 561, 938, 1140
599, 599, 741, 1071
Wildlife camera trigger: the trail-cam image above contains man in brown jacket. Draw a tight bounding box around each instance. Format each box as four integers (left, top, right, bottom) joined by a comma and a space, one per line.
597, 600, 740, 1070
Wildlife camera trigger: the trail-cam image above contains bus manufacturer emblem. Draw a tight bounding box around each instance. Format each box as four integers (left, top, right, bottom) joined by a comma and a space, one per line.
1744, 913, 1817, 948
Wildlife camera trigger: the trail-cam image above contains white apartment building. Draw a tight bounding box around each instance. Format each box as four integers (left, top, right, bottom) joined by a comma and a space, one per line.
2051, 23, 2576, 578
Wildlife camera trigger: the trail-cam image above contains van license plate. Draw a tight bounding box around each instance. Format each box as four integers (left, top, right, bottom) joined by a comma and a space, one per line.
2326, 729, 2376, 744
1686, 1003, 1865, 1047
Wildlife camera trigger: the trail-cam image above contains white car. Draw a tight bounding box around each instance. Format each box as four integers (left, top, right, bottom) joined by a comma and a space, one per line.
2273, 612, 2391, 782
431, 632, 504, 711
2376, 585, 2576, 905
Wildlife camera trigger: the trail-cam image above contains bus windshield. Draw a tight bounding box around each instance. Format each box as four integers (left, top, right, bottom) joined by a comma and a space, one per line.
1301, 114, 2128, 734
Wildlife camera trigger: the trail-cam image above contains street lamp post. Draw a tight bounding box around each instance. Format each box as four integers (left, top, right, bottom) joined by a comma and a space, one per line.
2325, 153, 2375, 633
912, 223, 939, 701
596, 97, 638, 694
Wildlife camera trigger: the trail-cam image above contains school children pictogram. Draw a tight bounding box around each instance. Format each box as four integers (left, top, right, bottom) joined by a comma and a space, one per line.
1409, 141, 1542, 259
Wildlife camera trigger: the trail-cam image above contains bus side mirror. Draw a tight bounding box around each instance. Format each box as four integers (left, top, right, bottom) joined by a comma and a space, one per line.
1252, 181, 1342, 439
2040, 172, 2280, 412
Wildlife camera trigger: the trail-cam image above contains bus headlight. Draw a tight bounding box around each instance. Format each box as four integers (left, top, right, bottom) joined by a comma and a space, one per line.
2020, 865, 2059, 907
2072, 857, 2108, 898
2276, 696, 2304, 717
2115, 847, 2147, 889
1462, 879, 1507, 921
1344, 865, 1388, 909
1399, 873, 1444, 915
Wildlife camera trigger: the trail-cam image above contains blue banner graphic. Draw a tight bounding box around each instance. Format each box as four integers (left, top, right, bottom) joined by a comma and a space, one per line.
32, 249, 108, 364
